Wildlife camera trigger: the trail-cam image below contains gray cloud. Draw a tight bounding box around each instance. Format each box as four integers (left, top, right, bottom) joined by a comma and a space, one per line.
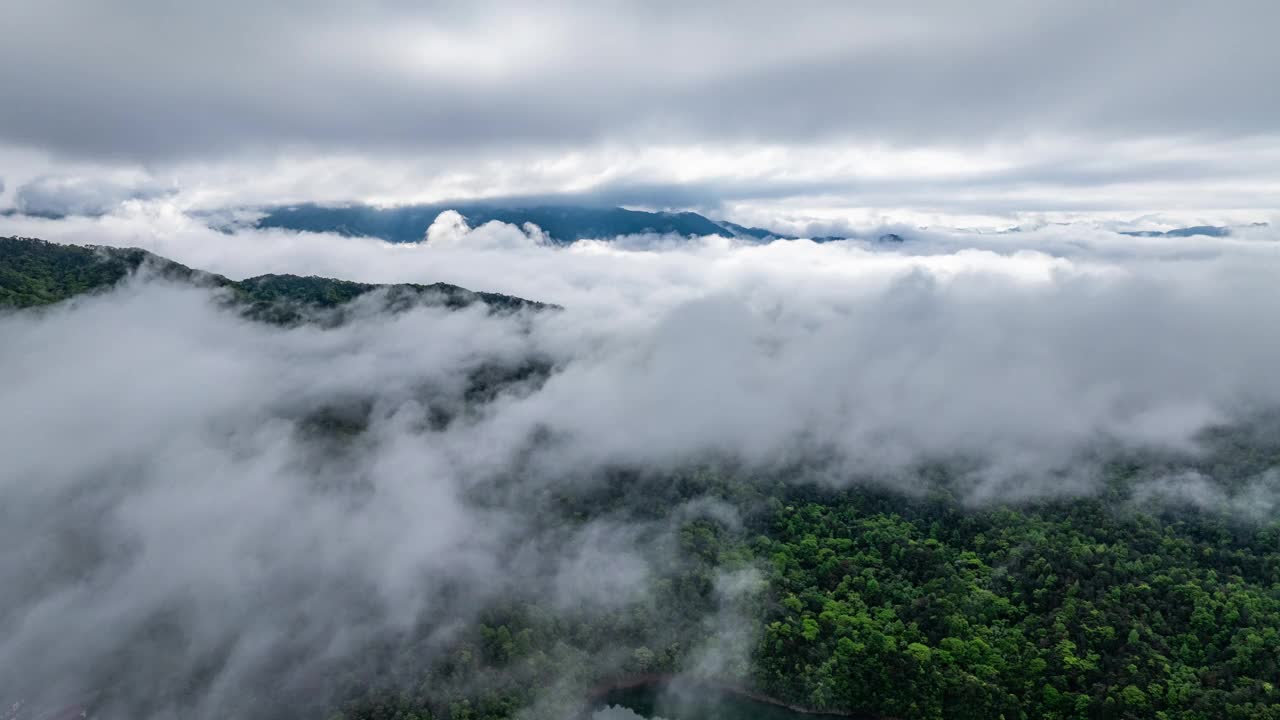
3, 1, 1279, 221
0, 285, 536, 717
550, 145, 1280, 217
5, 210, 1280, 485
12, 175, 176, 217
1131, 469, 1280, 520
1, 1, 1277, 162
0, 277, 728, 718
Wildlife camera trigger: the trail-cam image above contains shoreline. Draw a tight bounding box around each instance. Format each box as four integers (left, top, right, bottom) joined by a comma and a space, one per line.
585, 674, 887, 719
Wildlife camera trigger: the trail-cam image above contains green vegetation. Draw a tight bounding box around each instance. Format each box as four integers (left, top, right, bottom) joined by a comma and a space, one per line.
232, 273, 547, 323
0, 236, 549, 317
753, 486, 1280, 719
332, 457, 1280, 720
0, 236, 202, 307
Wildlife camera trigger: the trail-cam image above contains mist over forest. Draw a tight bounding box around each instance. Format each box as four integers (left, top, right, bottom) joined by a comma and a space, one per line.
4, 2, 1280, 718
2, 208, 1279, 719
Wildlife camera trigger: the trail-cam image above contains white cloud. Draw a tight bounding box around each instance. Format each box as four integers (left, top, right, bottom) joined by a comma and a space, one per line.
5, 135, 1280, 226
6, 204, 1280, 483
2, 3, 1279, 223
425, 209, 549, 249
592, 706, 669, 720
12, 174, 176, 216
3, 207, 1280, 717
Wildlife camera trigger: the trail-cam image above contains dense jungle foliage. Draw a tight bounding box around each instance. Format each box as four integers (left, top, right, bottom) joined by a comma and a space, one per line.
334, 462, 1280, 720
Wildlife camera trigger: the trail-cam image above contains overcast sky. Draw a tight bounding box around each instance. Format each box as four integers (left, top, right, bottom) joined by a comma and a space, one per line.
1, 0, 1278, 225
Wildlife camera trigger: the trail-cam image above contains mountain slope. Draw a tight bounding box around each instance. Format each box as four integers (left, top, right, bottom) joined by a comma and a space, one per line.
1119, 225, 1233, 238
0, 236, 212, 307
716, 219, 797, 240
0, 236, 551, 317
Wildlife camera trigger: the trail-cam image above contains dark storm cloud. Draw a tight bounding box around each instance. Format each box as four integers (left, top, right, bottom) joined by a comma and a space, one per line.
1, 0, 1277, 164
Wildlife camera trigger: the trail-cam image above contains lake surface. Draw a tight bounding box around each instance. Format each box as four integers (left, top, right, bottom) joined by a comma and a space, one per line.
591, 681, 839, 720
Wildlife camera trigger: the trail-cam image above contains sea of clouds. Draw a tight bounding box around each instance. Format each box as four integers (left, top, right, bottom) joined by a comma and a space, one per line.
2, 204, 1279, 718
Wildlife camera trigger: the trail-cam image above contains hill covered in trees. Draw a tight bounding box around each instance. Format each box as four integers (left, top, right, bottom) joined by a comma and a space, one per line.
321, 455, 1280, 720
0, 236, 550, 319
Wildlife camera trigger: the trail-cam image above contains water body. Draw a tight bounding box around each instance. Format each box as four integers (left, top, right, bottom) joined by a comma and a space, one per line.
591, 681, 858, 720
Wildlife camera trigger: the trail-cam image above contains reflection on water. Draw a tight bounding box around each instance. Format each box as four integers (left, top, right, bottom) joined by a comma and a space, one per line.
591, 682, 821, 720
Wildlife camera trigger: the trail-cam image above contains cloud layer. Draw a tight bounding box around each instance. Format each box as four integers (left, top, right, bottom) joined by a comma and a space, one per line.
4, 2, 1278, 159
3, 208, 1280, 717
1, 2, 1278, 221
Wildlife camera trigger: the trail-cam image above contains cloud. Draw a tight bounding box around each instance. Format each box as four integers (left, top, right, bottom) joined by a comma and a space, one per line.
6, 135, 1280, 227
1, 3, 1278, 221
3, 208, 1280, 717
2, 2, 1277, 163
592, 706, 669, 720
1132, 470, 1280, 521
5, 206, 1279, 488
12, 175, 176, 217
425, 209, 550, 249
0, 282, 546, 717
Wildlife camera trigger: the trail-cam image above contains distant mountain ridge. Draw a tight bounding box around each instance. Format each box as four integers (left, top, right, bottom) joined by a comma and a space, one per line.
251, 203, 1271, 246
254, 203, 747, 244
5, 203, 1266, 246
714, 219, 797, 240
1117, 224, 1266, 238
1000, 222, 1267, 238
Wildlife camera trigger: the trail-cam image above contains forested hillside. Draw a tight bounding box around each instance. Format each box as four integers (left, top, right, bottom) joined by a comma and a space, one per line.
330, 459, 1280, 720
0, 237, 549, 318
0, 236, 206, 307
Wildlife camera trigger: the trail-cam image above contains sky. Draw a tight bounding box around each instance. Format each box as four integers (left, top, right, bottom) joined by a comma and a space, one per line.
2, 0, 1279, 227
